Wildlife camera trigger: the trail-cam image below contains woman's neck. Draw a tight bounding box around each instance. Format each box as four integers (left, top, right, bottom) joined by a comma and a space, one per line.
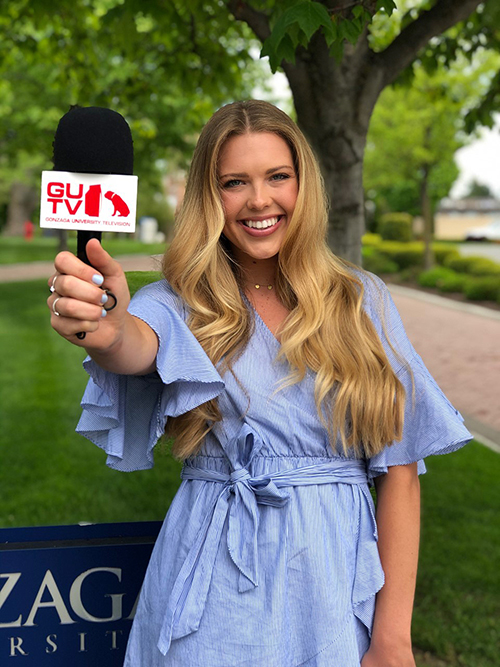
238, 256, 278, 290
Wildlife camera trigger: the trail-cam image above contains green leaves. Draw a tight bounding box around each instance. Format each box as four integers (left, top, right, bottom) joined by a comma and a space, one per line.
375, 0, 396, 15
261, 0, 375, 72
261, 1, 332, 70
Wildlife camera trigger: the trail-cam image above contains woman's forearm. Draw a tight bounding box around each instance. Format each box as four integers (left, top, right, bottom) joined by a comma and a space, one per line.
85, 313, 159, 375
371, 462, 420, 652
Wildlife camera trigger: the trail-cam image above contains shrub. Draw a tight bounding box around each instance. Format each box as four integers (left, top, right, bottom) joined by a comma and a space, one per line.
378, 213, 413, 242
433, 245, 460, 267
377, 241, 424, 269
444, 254, 500, 276
463, 276, 500, 301
399, 266, 422, 283
362, 248, 399, 274
467, 258, 500, 277
362, 233, 382, 247
444, 255, 472, 272
418, 267, 456, 288
438, 273, 468, 293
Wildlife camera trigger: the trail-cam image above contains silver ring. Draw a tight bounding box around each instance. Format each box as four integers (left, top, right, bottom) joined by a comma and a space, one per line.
52, 297, 62, 317
49, 275, 58, 293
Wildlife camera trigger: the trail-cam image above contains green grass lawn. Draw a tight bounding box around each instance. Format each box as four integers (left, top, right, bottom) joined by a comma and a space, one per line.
0, 277, 498, 666
0, 235, 166, 264
0, 278, 181, 527
414, 442, 499, 666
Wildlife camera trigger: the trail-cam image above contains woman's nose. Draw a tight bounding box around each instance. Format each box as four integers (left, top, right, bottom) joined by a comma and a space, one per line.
247, 184, 272, 210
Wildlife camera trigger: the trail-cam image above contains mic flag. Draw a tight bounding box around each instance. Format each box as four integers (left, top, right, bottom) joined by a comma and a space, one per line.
41, 106, 137, 264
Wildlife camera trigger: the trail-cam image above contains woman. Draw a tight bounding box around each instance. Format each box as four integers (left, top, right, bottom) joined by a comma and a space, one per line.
48, 100, 471, 666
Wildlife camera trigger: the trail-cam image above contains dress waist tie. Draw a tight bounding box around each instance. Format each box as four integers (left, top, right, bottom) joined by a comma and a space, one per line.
158, 458, 372, 655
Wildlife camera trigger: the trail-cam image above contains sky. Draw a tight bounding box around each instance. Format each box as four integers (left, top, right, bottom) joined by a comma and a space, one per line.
450, 119, 500, 199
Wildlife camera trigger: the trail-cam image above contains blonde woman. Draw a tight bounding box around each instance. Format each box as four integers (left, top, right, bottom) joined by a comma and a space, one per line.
48, 100, 471, 667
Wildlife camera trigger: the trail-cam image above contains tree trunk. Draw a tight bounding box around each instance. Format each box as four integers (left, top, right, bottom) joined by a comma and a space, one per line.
320, 138, 366, 266
4, 182, 39, 237
283, 35, 379, 266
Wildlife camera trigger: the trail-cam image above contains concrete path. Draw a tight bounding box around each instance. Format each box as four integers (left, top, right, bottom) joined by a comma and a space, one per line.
0, 254, 163, 282
2, 255, 498, 451
389, 284, 500, 452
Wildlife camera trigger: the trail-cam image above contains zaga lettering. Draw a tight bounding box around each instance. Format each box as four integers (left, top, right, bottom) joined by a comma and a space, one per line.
0, 568, 138, 628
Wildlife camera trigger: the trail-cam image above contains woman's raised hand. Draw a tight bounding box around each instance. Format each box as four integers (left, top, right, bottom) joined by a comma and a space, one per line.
47, 238, 130, 352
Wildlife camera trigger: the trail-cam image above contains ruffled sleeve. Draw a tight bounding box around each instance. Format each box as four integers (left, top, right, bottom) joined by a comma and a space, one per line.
359, 271, 473, 482
76, 280, 225, 472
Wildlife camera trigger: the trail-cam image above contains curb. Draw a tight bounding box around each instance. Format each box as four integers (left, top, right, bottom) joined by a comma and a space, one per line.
462, 415, 500, 454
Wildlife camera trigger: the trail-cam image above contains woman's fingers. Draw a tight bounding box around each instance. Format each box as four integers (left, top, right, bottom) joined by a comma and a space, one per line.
54, 250, 105, 285
84, 238, 124, 280
47, 294, 107, 321
50, 313, 100, 338
48, 293, 106, 342
48, 272, 108, 306
48, 241, 130, 349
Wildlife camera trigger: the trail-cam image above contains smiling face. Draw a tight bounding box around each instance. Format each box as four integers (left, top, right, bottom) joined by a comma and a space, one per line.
218, 132, 299, 265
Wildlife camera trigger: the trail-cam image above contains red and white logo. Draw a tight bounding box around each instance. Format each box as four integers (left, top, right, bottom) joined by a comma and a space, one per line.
40, 171, 138, 233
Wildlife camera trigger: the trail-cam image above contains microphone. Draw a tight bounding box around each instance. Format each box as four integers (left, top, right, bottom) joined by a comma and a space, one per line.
43, 106, 137, 339
51, 106, 134, 264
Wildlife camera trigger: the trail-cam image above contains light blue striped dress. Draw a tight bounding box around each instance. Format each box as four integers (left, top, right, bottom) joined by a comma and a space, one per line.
77, 272, 472, 666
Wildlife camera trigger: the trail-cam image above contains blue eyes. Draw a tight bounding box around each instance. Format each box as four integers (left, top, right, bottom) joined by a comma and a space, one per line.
221, 173, 290, 189
223, 179, 244, 189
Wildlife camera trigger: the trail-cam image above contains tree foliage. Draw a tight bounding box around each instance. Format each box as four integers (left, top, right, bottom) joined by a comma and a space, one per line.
364, 50, 500, 220
1, 0, 499, 261
0, 0, 261, 173
464, 179, 494, 198
0, 0, 264, 232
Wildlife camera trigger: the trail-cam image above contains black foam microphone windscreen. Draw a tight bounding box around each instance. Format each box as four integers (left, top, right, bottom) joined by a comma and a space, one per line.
52, 106, 134, 263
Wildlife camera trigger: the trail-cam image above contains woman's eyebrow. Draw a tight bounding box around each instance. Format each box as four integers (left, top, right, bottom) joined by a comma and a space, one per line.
219, 171, 248, 179
266, 165, 294, 174
219, 165, 294, 179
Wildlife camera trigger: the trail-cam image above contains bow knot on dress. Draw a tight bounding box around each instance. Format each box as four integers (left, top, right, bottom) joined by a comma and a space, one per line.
229, 467, 250, 484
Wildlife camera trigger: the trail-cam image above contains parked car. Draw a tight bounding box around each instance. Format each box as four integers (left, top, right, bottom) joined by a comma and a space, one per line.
465, 219, 500, 241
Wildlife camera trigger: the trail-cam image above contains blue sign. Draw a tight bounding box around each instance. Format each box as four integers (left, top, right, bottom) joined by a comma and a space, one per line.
0, 522, 161, 665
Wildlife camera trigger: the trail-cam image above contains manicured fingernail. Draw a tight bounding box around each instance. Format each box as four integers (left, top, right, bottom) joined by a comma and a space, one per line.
92, 274, 104, 286
101, 309, 107, 318
100, 293, 109, 304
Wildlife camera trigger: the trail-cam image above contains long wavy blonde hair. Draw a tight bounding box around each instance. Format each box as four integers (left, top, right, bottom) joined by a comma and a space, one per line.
163, 100, 406, 460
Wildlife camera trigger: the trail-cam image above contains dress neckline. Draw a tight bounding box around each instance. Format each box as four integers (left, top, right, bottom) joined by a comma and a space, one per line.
242, 292, 282, 347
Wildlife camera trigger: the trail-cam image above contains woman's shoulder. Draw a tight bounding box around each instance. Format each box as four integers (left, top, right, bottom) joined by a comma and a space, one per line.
349, 267, 417, 366
129, 278, 187, 319
346, 267, 389, 318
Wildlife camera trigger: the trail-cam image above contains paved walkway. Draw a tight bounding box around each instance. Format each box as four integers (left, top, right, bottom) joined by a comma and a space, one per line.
2, 256, 498, 451
0, 254, 163, 282
389, 285, 500, 452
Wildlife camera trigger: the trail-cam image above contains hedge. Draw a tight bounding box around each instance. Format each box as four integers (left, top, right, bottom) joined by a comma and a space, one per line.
463, 276, 500, 302
378, 213, 413, 242
444, 255, 500, 276
363, 239, 500, 305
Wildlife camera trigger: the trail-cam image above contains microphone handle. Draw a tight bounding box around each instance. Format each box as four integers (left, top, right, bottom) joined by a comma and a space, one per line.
77, 230, 102, 265
76, 231, 103, 340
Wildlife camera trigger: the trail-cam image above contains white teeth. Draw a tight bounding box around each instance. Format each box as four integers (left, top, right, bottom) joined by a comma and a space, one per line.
242, 216, 279, 229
